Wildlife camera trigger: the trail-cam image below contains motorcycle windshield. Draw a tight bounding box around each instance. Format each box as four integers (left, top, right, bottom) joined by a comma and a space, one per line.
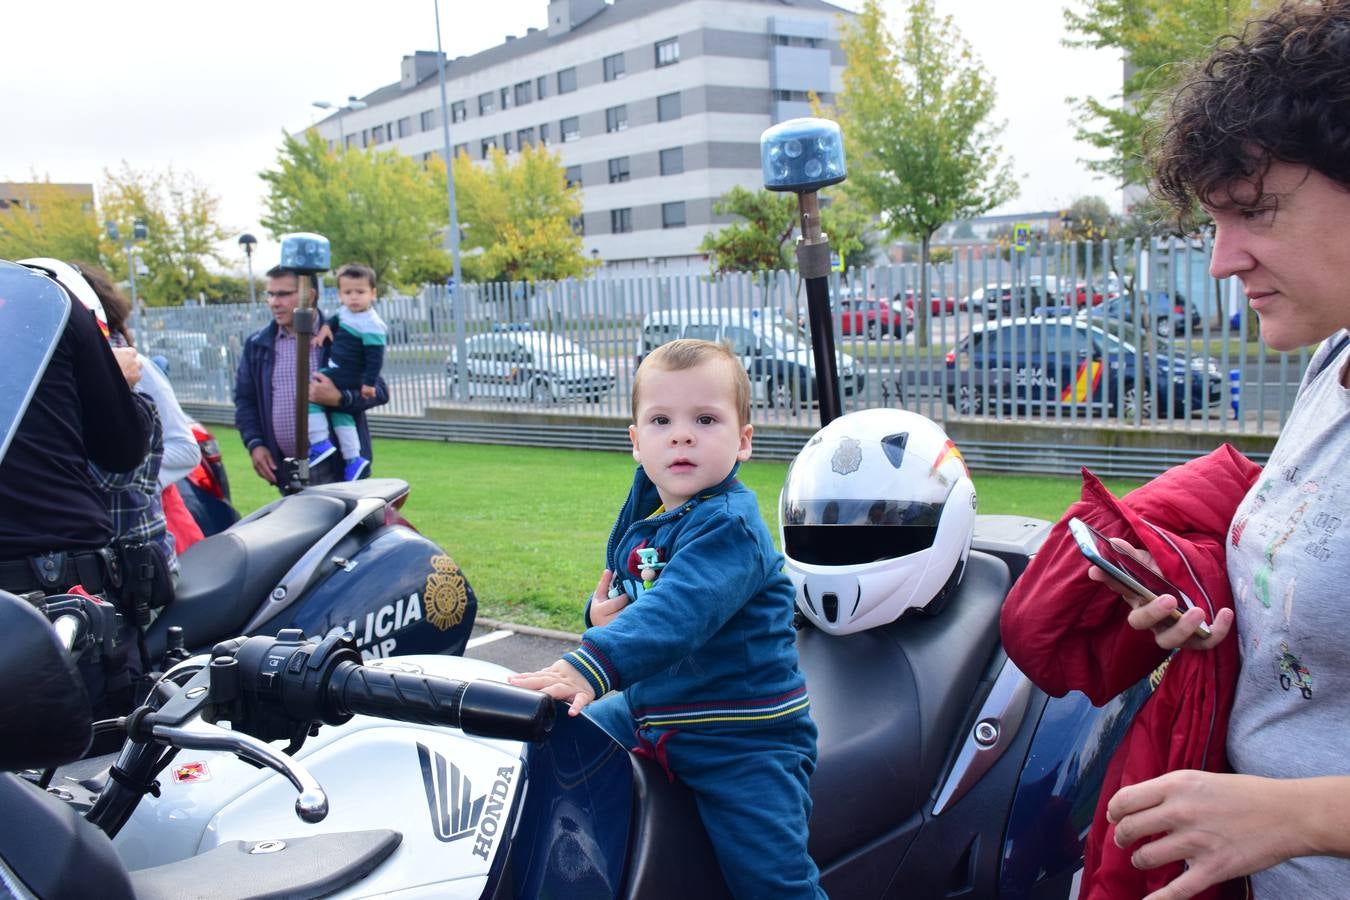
0, 261, 70, 464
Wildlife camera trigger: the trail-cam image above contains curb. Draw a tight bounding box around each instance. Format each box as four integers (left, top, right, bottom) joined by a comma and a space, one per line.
475, 616, 582, 643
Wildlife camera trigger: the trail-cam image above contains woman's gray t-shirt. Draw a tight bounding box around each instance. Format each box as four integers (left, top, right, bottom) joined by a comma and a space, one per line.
1227, 331, 1350, 893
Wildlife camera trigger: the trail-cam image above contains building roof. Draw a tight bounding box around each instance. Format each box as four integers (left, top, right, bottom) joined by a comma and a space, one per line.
324, 0, 851, 118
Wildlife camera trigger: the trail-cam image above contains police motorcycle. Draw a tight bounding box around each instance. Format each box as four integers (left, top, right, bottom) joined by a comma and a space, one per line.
0, 135, 1144, 897
11, 255, 477, 678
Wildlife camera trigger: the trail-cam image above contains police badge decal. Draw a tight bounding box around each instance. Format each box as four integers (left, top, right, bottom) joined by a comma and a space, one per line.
424, 554, 468, 631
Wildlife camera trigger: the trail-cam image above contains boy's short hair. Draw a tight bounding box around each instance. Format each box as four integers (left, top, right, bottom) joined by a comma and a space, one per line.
336, 263, 377, 290
265, 264, 319, 296
1152, 1, 1350, 214
633, 339, 751, 426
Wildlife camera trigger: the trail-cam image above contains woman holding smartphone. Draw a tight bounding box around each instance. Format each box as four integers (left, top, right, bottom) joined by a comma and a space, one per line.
1007, 4, 1350, 898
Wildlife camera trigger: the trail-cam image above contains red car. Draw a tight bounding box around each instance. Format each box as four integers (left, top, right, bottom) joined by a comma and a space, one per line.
837, 296, 912, 339
897, 289, 958, 316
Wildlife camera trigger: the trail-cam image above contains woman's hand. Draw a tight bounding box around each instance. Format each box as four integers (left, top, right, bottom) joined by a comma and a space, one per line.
1085, 538, 1232, 650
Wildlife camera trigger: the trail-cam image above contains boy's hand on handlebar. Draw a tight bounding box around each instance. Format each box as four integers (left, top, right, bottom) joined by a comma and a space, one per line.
1086, 538, 1232, 651
589, 569, 629, 627
508, 661, 596, 717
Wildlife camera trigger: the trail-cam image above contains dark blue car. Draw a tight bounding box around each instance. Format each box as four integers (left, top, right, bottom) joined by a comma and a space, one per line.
945, 316, 1225, 419
1078, 292, 1203, 338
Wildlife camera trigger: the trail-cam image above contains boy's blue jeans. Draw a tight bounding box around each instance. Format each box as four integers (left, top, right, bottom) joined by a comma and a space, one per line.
587, 693, 827, 900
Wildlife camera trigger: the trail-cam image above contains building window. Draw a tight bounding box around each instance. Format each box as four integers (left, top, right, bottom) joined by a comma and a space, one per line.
539, 122, 551, 144
451, 101, 466, 123
360, 129, 370, 148
608, 157, 630, 183
662, 202, 686, 229
536, 75, 548, 100
517, 127, 536, 148
420, 109, 437, 131
557, 67, 577, 94
655, 37, 680, 67
611, 208, 633, 233
397, 117, 413, 138
774, 89, 814, 102
565, 165, 582, 187
561, 116, 580, 142
500, 87, 512, 110
657, 92, 682, 122
572, 215, 585, 236
345, 133, 357, 149
603, 52, 625, 82
372, 124, 386, 145
659, 147, 684, 175
453, 142, 468, 159
606, 105, 628, 133
480, 136, 497, 158
514, 81, 532, 106
503, 132, 514, 153
478, 92, 495, 115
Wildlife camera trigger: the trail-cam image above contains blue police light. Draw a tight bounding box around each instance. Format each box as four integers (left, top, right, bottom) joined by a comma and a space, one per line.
761, 118, 846, 193
279, 232, 332, 273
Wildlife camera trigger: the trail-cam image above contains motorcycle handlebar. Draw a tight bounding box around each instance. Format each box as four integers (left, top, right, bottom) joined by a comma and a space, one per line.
327, 661, 555, 744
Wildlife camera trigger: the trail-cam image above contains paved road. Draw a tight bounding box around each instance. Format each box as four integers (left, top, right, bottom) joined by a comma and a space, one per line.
463, 621, 576, 674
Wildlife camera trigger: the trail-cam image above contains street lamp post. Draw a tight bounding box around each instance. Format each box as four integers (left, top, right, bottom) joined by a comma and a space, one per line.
238, 233, 258, 304
312, 96, 368, 149
106, 217, 147, 329
434, 0, 466, 399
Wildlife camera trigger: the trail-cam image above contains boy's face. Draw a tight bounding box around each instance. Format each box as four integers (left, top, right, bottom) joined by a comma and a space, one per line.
338, 275, 376, 313
628, 359, 752, 511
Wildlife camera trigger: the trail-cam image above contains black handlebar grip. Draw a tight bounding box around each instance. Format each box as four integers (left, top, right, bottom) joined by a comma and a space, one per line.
330, 663, 554, 743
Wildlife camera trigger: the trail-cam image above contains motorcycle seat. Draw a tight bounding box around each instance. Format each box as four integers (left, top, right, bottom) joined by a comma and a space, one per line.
145, 493, 349, 661
304, 477, 410, 508
798, 550, 1010, 868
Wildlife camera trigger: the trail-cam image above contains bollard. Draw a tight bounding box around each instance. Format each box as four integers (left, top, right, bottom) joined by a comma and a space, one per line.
1229, 368, 1241, 419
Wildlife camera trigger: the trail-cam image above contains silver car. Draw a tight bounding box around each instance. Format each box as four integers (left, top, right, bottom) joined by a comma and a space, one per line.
446, 331, 616, 403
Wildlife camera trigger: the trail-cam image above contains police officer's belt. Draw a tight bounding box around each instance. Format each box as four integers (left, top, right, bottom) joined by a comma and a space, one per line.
0, 549, 121, 596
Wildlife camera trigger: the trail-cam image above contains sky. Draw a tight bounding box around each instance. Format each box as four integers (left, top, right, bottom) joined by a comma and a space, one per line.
0, 0, 1123, 274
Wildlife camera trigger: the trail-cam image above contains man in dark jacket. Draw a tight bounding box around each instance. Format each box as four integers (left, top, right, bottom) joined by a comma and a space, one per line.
233, 266, 387, 491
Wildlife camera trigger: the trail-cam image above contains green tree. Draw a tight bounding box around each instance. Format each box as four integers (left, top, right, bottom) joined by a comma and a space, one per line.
452, 144, 596, 283
99, 164, 230, 307
826, 0, 1017, 345
260, 131, 451, 291
1064, 0, 1278, 188
0, 178, 101, 262
698, 186, 869, 275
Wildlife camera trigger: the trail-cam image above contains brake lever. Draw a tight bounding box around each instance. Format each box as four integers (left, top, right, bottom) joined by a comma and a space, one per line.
151, 721, 329, 823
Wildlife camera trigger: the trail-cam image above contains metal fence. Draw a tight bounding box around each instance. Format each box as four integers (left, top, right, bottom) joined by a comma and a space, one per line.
146, 237, 1311, 454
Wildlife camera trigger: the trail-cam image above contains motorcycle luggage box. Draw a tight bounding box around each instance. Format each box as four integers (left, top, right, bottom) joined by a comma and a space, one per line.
144, 493, 348, 661
799, 549, 1011, 869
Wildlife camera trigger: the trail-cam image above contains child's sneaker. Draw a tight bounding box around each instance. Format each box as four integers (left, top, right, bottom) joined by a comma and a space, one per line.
344, 456, 370, 481
308, 439, 336, 466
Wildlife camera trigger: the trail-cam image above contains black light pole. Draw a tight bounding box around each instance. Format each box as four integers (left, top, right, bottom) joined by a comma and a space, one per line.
761, 118, 848, 426
277, 231, 331, 494
238, 233, 258, 305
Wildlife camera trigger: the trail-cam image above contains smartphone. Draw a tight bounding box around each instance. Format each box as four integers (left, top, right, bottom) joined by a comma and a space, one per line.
1067, 517, 1211, 638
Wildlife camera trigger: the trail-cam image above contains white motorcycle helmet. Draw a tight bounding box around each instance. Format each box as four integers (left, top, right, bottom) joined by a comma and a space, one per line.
19, 258, 108, 333
780, 408, 977, 635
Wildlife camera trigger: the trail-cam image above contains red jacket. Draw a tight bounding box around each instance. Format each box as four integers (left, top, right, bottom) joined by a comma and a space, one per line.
1001, 444, 1260, 900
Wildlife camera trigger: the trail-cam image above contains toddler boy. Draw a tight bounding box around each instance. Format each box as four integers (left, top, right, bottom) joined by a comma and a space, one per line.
309, 263, 386, 480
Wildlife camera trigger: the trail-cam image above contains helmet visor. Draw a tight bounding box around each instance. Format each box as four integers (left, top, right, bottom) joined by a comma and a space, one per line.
781, 498, 944, 527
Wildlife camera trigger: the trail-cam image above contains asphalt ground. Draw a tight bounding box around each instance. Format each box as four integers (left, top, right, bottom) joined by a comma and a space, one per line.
463, 617, 579, 674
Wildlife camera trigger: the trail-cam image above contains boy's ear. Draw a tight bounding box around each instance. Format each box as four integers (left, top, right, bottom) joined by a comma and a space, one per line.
737, 423, 753, 461
628, 423, 641, 462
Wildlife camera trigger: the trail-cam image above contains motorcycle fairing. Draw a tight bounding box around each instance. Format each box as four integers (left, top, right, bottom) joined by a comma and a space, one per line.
283, 525, 476, 659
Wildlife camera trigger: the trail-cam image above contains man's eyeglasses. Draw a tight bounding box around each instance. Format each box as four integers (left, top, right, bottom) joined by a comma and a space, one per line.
265, 289, 298, 299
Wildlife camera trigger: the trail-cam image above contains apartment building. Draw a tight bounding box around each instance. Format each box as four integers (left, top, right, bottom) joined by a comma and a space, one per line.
310, 0, 850, 274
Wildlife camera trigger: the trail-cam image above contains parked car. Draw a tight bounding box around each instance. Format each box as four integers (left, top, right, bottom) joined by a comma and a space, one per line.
837, 295, 911, 339
895, 289, 958, 316
1078, 291, 1202, 338
959, 283, 1057, 319
446, 331, 616, 403
638, 307, 865, 407
944, 316, 1225, 419
140, 330, 212, 371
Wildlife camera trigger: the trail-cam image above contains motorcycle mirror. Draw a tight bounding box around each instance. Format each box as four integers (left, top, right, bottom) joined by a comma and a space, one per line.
0, 261, 71, 464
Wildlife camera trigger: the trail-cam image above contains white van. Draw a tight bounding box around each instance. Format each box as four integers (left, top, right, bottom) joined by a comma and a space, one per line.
636, 307, 864, 408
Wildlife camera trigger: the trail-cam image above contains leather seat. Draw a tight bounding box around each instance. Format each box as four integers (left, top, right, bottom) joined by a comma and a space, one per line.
145, 493, 348, 661
799, 551, 1010, 867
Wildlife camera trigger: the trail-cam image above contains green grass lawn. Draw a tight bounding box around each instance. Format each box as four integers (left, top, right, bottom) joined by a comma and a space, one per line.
215, 427, 1142, 633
